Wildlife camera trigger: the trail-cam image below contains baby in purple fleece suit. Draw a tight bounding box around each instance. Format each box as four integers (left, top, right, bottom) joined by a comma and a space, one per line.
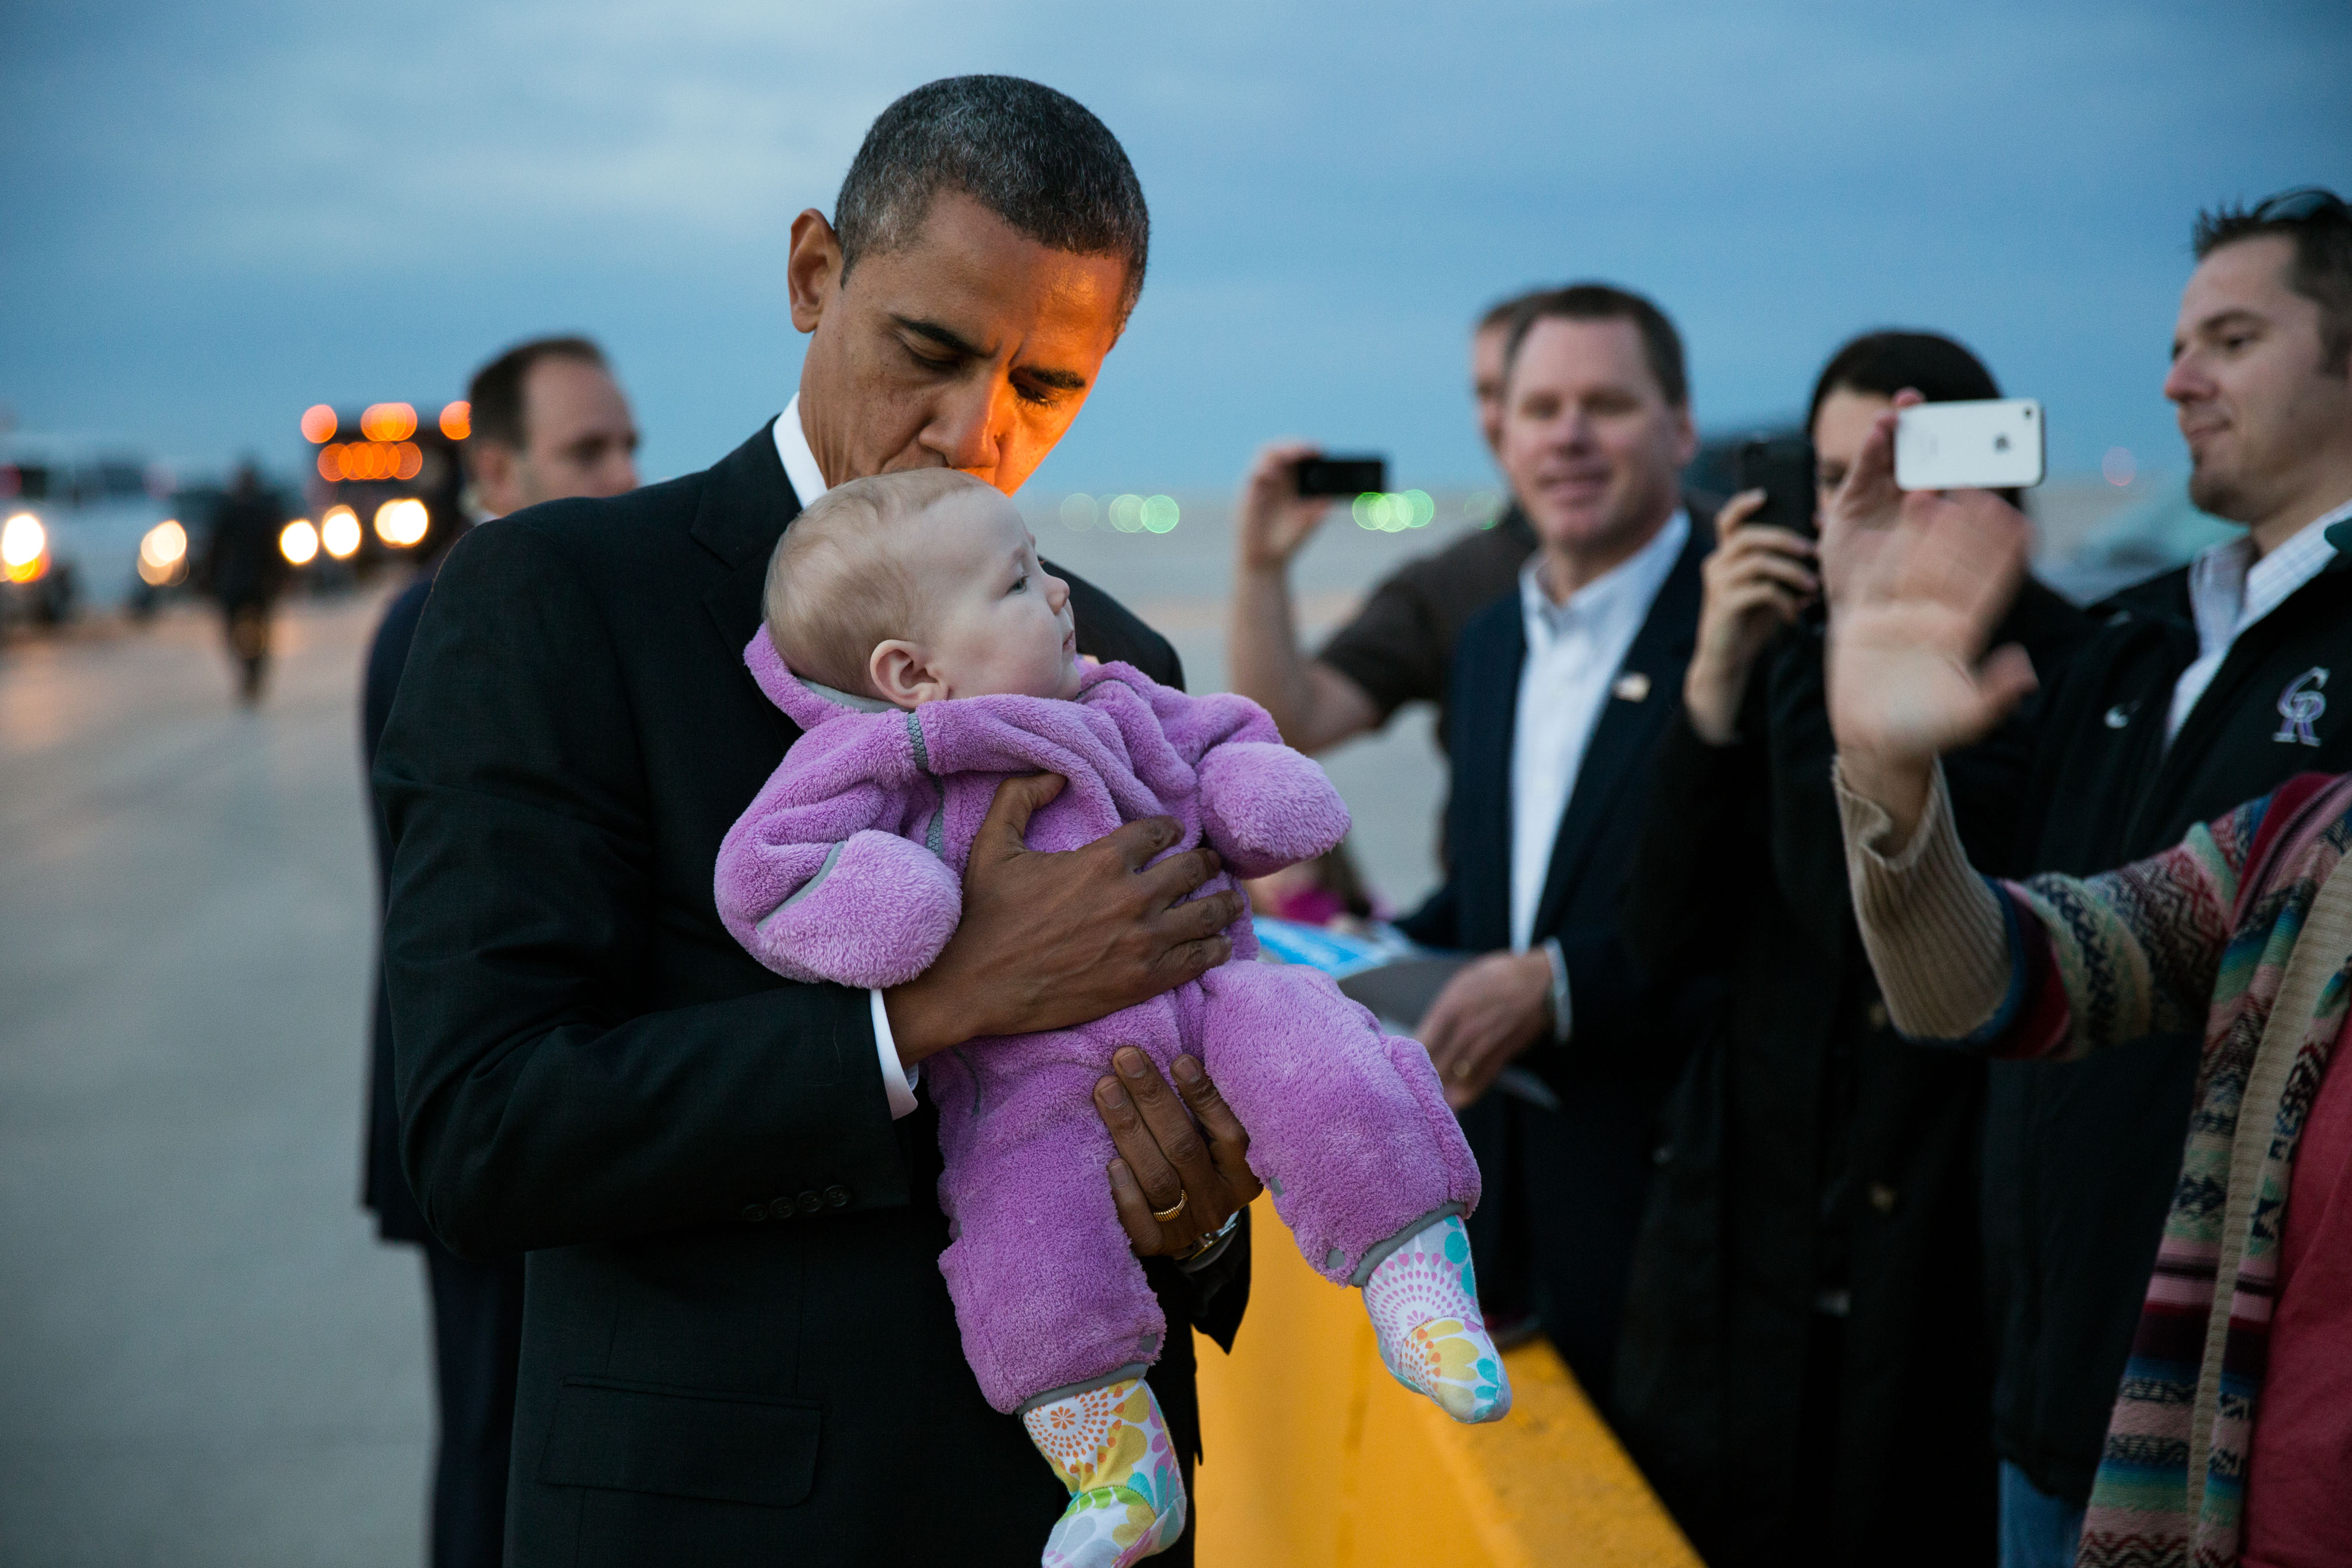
715, 470, 1508, 1568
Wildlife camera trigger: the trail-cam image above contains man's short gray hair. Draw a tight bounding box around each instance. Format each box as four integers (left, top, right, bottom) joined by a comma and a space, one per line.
833, 75, 1150, 324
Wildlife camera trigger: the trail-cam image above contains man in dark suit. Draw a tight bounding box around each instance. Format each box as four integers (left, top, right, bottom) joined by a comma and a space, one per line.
374, 78, 1258, 1567
1399, 285, 1718, 1415
361, 334, 641, 1568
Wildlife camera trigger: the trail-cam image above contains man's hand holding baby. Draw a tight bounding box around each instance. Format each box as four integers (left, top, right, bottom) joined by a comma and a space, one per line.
880, 772, 1244, 1063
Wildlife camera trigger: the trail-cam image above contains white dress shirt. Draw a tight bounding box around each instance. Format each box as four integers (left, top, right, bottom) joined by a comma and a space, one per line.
1508, 509, 1689, 962
2165, 495, 2351, 742
772, 397, 922, 1120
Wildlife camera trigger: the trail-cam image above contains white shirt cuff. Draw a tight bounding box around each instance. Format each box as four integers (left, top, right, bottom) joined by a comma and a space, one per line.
1541, 937, 1572, 1045
869, 989, 920, 1120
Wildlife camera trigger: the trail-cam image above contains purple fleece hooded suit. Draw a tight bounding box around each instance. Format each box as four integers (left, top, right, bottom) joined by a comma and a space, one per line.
715, 633, 1481, 1415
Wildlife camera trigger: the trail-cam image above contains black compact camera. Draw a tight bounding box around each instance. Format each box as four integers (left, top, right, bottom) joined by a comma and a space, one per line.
1292, 455, 1387, 497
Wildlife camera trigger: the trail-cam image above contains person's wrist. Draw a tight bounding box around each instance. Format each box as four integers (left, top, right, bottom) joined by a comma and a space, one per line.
1835, 747, 1933, 842
881, 977, 973, 1066
1682, 661, 1742, 745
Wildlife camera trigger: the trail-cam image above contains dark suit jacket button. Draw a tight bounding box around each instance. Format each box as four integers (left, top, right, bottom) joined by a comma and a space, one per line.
796, 1190, 824, 1215
1868, 1182, 1898, 1214
1866, 1001, 1891, 1031
825, 1184, 852, 1209
742, 1203, 767, 1223
769, 1197, 798, 1221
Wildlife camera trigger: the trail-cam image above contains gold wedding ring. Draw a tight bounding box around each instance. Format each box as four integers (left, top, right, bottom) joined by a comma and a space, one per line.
1151, 1191, 1190, 1224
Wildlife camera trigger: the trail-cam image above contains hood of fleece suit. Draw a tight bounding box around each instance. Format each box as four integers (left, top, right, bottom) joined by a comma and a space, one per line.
744, 629, 903, 731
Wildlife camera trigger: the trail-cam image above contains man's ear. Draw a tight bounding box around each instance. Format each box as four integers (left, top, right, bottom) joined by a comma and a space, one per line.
469, 443, 522, 518
871, 640, 947, 709
1669, 404, 1700, 470
787, 209, 842, 336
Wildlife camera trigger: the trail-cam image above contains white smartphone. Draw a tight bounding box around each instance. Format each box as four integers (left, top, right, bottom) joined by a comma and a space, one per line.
1894, 398, 2045, 491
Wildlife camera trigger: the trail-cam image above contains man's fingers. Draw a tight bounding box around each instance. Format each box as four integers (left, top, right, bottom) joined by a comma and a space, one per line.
1445, 1047, 1509, 1110
1107, 1159, 1166, 1254
1171, 1055, 1259, 1197
1096, 1071, 1185, 1211
1115, 1047, 1220, 1193
1158, 888, 1244, 944
1714, 489, 1766, 540
976, 773, 1065, 857
1100, 815, 1183, 874
1134, 844, 1221, 908
1162, 934, 1234, 986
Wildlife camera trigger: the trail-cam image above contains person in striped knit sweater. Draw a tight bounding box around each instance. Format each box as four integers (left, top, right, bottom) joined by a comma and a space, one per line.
1823, 415, 2352, 1568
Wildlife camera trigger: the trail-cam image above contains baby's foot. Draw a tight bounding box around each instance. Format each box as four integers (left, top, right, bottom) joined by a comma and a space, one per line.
1363, 1214, 1512, 1423
1021, 1376, 1187, 1567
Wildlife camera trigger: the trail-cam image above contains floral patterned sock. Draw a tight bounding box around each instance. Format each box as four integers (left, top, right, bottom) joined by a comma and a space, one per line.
1020, 1375, 1187, 1567
1363, 1214, 1512, 1423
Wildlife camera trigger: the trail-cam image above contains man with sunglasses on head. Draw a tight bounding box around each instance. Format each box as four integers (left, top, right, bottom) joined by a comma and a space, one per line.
1956, 187, 2352, 1568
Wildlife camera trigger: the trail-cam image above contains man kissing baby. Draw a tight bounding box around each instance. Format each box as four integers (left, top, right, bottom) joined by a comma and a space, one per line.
714, 469, 1508, 1568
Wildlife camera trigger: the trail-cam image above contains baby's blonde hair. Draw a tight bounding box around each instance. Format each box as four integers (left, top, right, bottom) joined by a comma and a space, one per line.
763, 467, 985, 696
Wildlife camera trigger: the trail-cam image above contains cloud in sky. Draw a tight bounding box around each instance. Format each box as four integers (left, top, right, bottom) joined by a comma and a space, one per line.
2, 0, 2345, 490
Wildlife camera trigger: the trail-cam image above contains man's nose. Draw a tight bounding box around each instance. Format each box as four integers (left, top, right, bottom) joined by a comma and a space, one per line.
2162, 355, 2206, 406
925, 384, 1005, 474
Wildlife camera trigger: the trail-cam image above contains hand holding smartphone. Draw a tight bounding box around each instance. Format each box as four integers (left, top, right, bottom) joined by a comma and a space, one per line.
1894, 399, 2045, 491
1736, 437, 1819, 538
1292, 456, 1386, 498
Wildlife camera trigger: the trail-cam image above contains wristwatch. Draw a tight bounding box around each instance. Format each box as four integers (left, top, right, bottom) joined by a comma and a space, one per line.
1176, 1207, 1243, 1271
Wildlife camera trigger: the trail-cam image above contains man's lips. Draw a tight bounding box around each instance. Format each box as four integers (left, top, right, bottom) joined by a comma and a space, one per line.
1531, 469, 1611, 500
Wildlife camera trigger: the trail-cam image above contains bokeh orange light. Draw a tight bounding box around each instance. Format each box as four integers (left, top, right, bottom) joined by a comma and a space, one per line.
361, 402, 417, 442
394, 442, 423, 481
439, 401, 471, 440
318, 444, 344, 482
300, 405, 338, 444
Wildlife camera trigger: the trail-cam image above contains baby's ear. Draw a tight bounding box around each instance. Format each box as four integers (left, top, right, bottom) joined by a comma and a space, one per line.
870, 640, 945, 710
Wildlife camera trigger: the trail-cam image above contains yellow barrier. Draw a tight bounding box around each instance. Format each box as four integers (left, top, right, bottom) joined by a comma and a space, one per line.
1193, 1199, 1701, 1567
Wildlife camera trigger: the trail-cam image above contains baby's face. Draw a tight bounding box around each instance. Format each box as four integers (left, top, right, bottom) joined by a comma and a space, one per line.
900, 486, 1082, 702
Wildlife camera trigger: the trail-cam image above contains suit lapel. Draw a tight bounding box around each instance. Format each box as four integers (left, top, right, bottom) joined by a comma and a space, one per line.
1455, 607, 1526, 948
1529, 524, 1708, 938
692, 420, 804, 746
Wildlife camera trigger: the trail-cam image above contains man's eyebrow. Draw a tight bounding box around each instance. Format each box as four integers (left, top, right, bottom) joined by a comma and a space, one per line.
889, 315, 1088, 392
2198, 307, 2266, 336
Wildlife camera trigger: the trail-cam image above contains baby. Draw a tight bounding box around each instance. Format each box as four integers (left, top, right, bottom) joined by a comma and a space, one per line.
715, 470, 1508, 1568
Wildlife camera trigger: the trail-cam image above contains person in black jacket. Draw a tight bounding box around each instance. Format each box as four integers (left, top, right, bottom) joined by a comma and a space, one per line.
1394, 285, 1723, 1415
361, 335, 639, 1568
1976, 189, 2352, 1568
1613, 331, 2092, 1566
205, 460, 288, 703
374, 78, 1256, 1567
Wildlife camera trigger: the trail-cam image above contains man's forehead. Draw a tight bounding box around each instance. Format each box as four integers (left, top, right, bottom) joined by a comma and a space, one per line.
2184, 236, 2299, 317
1512, 316, 1656, 390
856, 196, 1126, 353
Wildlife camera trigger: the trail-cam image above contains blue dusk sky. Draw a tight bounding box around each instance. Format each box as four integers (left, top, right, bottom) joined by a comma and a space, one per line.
3, 1, 2346, 492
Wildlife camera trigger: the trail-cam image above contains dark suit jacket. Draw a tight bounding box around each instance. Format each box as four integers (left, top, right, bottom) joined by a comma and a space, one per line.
362, 568, 439, 1243
374, 423, 1245, 1566
1396, 510, 1717, 1392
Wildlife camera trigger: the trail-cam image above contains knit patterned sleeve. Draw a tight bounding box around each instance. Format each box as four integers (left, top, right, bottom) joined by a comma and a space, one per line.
1999, 803, 2247, 1061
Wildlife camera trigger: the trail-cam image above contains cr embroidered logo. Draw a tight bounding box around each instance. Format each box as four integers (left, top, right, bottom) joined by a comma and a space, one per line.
2274, 667, 2330, 747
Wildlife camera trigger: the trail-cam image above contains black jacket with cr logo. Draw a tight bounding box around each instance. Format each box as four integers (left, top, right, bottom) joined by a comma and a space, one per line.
1993, 519, 2352, 1505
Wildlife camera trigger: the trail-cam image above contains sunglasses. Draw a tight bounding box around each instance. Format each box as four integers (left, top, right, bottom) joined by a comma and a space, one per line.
2250, 187, 2349, 224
